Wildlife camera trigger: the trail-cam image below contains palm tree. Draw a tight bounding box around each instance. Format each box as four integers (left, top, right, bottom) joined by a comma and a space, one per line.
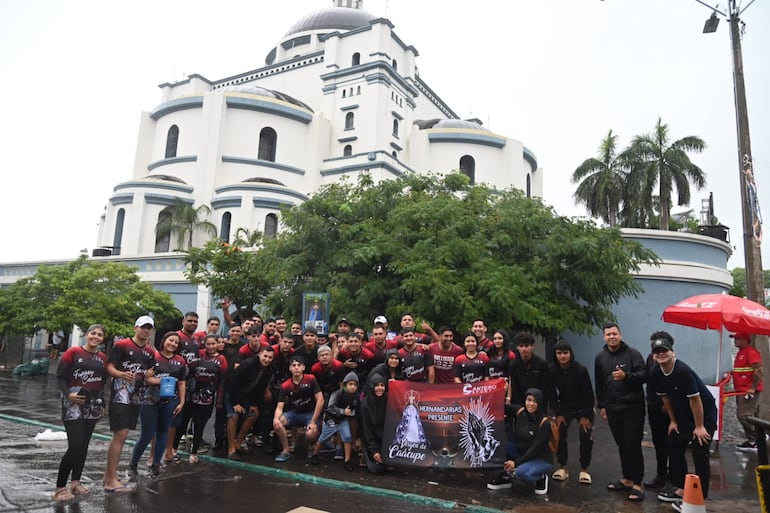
571, 129, 626, 227
233, 227, 262, 248
620, 118, 706, 231
155, 199, 217, 250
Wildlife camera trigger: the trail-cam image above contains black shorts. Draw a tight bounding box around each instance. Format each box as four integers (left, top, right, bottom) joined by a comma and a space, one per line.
108, 403, 140, 431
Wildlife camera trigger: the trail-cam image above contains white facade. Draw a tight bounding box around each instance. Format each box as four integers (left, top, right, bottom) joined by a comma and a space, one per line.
95, 2, 543, 257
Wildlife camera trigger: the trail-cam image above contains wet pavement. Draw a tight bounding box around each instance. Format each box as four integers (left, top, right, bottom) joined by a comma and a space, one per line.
0, 372, 762, 513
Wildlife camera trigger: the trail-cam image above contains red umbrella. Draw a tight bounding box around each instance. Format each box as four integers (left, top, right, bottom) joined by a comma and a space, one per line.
662, 293, 770, 335
662, 293, 770, 378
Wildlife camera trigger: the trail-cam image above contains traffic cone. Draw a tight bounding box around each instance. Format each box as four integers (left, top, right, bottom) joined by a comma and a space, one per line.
678, 474, 706, 513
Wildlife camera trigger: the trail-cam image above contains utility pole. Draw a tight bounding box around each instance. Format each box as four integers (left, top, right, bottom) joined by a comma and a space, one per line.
727, 0, 764, 305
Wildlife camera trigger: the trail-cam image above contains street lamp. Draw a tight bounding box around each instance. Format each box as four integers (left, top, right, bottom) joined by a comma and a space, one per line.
702, 12, 719, 33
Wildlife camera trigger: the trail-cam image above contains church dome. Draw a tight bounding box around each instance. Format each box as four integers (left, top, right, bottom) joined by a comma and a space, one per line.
285, 7, 377, 36
431, 119, 490, 132
221, 84, 313, 112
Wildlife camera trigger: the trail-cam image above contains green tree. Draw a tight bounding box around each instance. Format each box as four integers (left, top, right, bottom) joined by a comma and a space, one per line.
621, 118, 706, 231
0, 256, 180, 338
729, 267, 770, 303
155, 199, 217, 250
184, 237, 273, 318
572, 129, 627, 227
261, 173, 659, 335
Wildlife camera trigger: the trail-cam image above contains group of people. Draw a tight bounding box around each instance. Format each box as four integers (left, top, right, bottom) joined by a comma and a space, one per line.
52, 312, 762, 510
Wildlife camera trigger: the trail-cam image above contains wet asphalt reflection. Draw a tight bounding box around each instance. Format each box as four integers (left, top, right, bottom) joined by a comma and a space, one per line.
0, 373, 762, 513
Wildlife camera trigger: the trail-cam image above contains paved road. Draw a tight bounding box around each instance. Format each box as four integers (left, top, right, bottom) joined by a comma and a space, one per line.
0, 373, 762, 513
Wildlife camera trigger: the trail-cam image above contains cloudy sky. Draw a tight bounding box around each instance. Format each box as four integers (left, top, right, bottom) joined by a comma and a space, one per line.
1, 0, 768, 269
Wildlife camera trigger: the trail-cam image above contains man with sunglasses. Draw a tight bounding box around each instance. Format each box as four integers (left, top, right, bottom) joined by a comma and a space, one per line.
648, 332, 716, 511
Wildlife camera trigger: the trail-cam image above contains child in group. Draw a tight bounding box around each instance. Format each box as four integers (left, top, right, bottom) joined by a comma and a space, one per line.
311, 372, 361, 470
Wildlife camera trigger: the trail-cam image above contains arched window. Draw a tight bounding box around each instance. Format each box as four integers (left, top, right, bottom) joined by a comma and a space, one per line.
352, 52, 360, 66
258, 127, 277, 162
526, 173, 531, 198
165, 125, 179, 158
392, 119, 399, 137
357, 86, 361, 95
392, 151, 397, 159
265, 213, 278, 238
343, 145, 352, 157
220, 212, 232, 242
154, 210, 171, 253
459, 155, 475, 185
342, 89, 346, 98
391, 59, 397, 72
112, 208, 125, 256
345, 112, 355, 130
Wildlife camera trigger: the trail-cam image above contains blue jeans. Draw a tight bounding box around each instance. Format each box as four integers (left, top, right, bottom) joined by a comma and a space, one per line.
506, 441, 553, 483
131, 399, 178, 467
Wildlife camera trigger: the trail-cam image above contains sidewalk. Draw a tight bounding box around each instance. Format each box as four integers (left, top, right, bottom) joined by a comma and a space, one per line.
0, 372, 761, 513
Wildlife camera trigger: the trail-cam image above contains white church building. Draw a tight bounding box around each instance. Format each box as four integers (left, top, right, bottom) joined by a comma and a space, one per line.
94, 0, 542, 258
1, 1, 736, 384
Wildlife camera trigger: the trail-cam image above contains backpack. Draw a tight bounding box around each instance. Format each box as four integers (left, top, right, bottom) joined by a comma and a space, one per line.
516, 408, 559, 454
541, 416, 560, 454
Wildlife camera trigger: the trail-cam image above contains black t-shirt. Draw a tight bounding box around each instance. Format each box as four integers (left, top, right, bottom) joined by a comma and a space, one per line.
649, 359, 717, 430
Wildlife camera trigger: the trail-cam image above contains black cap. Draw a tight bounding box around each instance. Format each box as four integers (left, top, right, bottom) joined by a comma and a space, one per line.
651, 339, 673, 352
337, 317, 351, 326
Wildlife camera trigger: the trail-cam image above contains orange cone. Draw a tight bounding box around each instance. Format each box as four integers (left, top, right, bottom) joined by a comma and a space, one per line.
678, 474, 706, 513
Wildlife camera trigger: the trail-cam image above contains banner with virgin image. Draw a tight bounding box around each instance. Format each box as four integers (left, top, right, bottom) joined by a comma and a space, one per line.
383, 379, 506, 469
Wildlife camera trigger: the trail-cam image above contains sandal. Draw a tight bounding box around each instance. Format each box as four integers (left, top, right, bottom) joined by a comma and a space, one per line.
52, 488, 75, 502
627, 488, 645, 502
606, 480, 631, 491
578, 471, 592, 484
70, 484, 90, 495
552, 468, 569, 481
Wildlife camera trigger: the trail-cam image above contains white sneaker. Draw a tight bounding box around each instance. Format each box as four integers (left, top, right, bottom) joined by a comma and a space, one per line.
534, 475, 549, 495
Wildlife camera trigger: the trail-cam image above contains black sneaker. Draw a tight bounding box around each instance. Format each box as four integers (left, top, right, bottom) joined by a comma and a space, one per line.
657, 488, 683, 502
127, 466, 139, 482
150, 464, 160, 478
487, 472, 513, 490
344, 460, 354, 472
671, 500, 683, 512
308, 454, 319, 465
736, 441, 758, 452
534, 475, 549, 495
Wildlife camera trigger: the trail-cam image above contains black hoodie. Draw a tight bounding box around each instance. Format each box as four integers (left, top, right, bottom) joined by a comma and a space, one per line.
548, 341, 595, 420
359, 373, 389, 458
508, 388, 553, 466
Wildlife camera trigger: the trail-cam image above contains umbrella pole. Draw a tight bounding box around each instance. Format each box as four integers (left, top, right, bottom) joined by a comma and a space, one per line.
717, 329, 723, 381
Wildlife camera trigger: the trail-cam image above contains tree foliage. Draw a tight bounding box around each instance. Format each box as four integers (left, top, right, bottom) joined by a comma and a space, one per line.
0, 256, 181, 338
621, 117, 706, 231
155, 199, 217, 250
572, 129, 626, 227
260, 173, 659, 336
183, 234, 273, 317
729, 267, 770, 303
573, 120, 706, 230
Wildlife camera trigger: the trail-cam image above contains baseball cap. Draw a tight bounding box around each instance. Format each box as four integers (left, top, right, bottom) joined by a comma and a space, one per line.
651, 339, 673, 352
134, 315, 155, 327
729, 332, 751, 341
337, 317, 351, 326
374, 315, 387, 325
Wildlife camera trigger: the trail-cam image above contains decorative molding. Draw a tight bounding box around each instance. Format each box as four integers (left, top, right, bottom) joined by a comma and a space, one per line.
221, 156, 306, 176
211, 197, 243, 209
225, 96, 312, 124
150, 96, 204, 120
109, 193, 134, 206
114, 181, 193, 194
145, 194, 193, 206
147, 155, 197, 171
428, 130, 507, 149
